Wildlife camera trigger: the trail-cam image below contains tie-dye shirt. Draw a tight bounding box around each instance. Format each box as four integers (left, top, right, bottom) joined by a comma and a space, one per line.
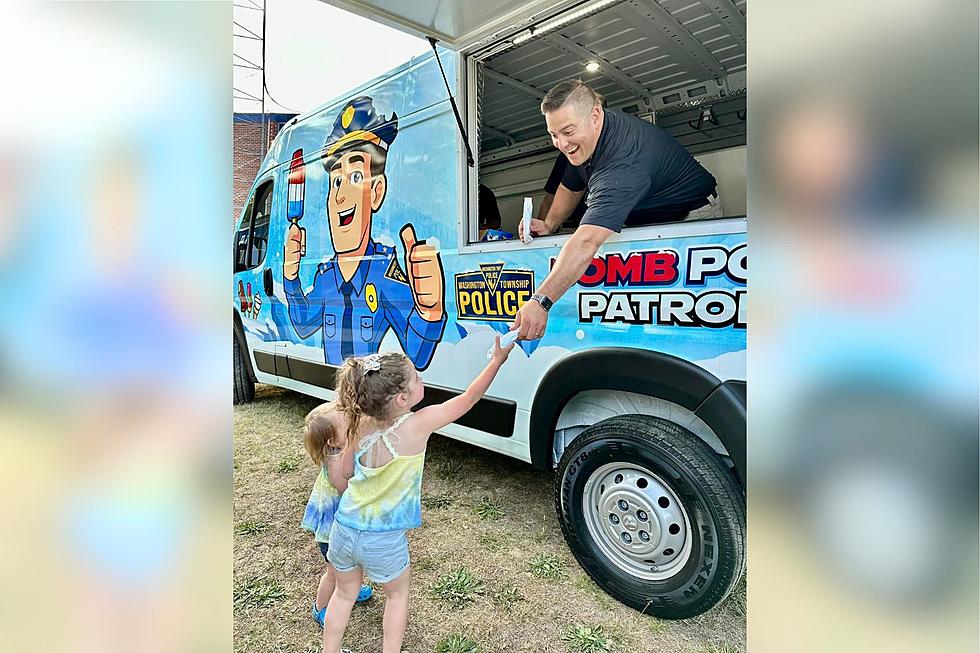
335, 414, 424, 532
301, 455, 341, 543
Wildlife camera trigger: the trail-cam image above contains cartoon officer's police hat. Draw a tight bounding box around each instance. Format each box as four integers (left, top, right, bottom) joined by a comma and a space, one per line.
322, 96, 398, 168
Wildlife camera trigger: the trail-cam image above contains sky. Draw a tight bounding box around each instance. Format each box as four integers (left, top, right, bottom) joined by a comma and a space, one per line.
233, 0, 430, 115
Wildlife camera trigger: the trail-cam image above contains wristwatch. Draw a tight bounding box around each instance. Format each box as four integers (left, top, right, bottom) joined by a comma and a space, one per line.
530, 293, 553, 311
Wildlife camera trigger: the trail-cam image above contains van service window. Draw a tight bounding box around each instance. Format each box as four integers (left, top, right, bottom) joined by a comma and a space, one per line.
467, 3, 746, 244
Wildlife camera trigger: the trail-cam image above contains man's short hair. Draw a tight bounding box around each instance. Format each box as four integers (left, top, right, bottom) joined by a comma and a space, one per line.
541, 80, 602, 116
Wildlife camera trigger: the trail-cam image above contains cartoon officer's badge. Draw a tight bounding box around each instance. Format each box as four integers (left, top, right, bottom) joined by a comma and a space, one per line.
365, 283, 379, 313
385, 257, 408, 284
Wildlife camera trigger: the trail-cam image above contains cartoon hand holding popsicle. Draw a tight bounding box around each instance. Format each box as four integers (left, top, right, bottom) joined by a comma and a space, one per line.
283, 149, 307, 281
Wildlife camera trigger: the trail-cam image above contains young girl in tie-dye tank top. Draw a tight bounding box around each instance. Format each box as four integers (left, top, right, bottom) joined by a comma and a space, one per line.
300, 403, 373, 629
322, 338, 515, 653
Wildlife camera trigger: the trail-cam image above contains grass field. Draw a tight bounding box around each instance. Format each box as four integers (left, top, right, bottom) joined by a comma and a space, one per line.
234, 385, 745, 653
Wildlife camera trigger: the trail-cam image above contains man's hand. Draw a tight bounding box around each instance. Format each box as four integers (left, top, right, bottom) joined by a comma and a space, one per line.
283, 222, 306, 281
518, 217, 552, 241
512, 298, 549, 341
400, 223, 445, 322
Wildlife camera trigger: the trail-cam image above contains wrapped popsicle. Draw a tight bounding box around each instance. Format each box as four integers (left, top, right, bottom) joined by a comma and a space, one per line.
521, 196, 533, 244
487, 329, 520, 359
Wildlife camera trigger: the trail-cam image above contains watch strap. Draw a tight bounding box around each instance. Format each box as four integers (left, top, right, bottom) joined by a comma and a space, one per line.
531, 293, 553, 311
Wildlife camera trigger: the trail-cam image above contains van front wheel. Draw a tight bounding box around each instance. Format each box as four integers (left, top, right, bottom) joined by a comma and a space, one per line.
233, 334, 255, 405
555, 414, 744, 619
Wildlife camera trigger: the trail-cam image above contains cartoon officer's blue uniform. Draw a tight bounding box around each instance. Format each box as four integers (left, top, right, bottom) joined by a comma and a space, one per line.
283, 240, 444, 367
283, 96, 446, 369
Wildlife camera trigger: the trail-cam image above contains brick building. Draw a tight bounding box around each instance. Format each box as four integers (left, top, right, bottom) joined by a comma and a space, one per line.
233, 113, 297, 224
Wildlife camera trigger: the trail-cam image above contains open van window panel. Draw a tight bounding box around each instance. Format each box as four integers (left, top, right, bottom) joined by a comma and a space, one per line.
235, 180, 274, 272
234, 196, 254, 273
466, 1, 746, 243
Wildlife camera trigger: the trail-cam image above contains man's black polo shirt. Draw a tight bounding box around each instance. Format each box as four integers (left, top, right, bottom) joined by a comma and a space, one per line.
561, 109, 717, 231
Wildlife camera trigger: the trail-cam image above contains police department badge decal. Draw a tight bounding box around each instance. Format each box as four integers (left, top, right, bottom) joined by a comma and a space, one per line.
454, 265, 534, 321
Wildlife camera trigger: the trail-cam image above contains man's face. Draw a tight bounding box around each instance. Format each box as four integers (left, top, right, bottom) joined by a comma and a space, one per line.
545, 103, 602, 166
327, 150, 386, 254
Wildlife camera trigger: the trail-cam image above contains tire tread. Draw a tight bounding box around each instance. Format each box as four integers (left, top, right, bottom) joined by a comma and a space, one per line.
233, 334, 255, 405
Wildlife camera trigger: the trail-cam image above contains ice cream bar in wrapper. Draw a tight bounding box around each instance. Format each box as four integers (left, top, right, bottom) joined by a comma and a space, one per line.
487, 330, 520, 359
521, 197, 533, 243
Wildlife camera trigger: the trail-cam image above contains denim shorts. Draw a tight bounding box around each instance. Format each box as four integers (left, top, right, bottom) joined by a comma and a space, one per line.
327, 521, 410, 584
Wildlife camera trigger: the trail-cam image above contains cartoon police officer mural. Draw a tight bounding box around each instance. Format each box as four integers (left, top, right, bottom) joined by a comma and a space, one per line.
282, 96, 447, 369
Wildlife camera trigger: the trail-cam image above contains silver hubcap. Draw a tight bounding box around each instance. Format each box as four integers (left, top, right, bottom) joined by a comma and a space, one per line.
582, 462, 692, 581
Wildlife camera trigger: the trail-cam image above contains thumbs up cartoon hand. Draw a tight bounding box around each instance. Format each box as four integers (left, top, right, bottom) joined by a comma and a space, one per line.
400, 223, 444, 323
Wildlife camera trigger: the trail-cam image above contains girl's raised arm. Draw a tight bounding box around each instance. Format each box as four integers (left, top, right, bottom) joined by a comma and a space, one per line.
410, 336, 514, 436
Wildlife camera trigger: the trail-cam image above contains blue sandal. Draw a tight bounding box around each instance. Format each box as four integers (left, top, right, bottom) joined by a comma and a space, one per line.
311, 586, 373, 627
311, 601, 326, 628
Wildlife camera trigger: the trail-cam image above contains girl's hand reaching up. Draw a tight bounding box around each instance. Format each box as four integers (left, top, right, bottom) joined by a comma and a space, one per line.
491, 335, 516, 366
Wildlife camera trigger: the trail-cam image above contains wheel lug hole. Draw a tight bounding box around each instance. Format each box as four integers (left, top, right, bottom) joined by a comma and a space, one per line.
636, 510, 648, 521
621, 532, 632, 544
617, 499, 629, 511
638, 531, 650, 542
609, 513, 620, 525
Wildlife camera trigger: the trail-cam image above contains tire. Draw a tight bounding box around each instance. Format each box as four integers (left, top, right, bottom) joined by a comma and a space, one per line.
555, 414, 744, 619
233, 333, 255, 405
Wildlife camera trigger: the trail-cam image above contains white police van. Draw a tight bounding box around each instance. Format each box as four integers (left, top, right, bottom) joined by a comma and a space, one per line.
234, 0, 746, 619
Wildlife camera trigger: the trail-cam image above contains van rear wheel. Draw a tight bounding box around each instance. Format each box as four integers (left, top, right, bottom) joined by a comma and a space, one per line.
233, 334, 254, 405
555, 414, 744, 619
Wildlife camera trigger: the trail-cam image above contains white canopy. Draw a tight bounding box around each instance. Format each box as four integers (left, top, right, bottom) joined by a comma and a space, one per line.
319, 0, 584, 51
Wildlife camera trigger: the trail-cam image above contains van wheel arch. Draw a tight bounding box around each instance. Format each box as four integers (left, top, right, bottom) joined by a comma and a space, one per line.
528, 348, 745, 487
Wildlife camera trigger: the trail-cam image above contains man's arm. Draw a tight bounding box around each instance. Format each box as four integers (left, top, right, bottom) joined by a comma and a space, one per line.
539, 224, 613, 302
535, 192, 554, 222
511, 224, 613, 340
543, 184, 586, 233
